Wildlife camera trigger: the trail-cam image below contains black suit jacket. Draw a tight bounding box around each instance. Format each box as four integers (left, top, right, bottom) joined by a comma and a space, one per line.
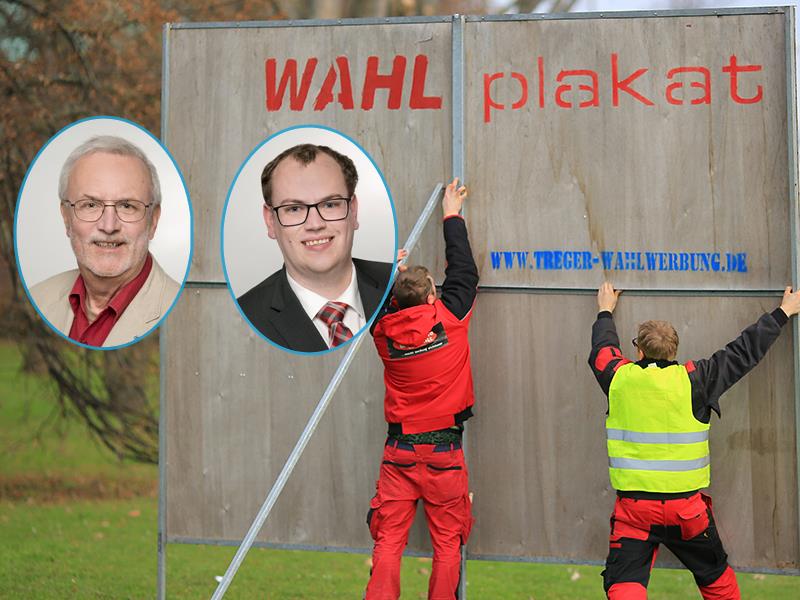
237, 258, 393, 352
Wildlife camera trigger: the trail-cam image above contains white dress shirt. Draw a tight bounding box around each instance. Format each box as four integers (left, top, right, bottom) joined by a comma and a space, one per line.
286, 263, 366, 348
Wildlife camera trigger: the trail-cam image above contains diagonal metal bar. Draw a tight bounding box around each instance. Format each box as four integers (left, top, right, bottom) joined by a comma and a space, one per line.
210, 183, 444, 599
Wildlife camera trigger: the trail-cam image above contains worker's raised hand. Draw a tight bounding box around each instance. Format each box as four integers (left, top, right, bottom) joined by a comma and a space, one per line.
780, 286, 800, 317
396, 248, 409, 273
597, 282, 622, 313
443, 177, 467, 218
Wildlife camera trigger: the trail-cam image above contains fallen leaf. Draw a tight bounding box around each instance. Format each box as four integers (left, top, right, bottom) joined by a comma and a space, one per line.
752, 574, 766, 581
94, 532, 104, 540
418, 567, 430, 576
128, 509, 141, 518
570, 571, 581, 581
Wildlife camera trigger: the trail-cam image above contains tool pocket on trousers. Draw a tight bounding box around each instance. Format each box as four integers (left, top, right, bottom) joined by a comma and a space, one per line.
367, 494, 382, 541
425, 461, 467, 504
677, 495, 710, 541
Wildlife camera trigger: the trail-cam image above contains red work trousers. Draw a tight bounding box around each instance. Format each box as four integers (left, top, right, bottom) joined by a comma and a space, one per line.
365, 441, 473, 600
604, 493, 740, 600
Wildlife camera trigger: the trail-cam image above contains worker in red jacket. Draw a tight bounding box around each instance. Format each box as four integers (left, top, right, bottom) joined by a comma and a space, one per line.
365, 178, 478, 600
589, 282, 800, 599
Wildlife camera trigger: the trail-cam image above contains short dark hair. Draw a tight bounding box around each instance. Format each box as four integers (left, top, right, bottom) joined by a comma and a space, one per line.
636, 320, 679, 360
260, 144, 358, 206
393, 265, 434, 309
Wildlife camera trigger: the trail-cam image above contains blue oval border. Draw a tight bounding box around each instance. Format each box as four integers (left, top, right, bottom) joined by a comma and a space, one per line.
13, 115, 195, 351
220, 124, 399, 356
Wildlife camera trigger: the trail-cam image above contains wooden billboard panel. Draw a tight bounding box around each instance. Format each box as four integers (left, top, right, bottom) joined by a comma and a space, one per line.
465, 13, 791, 289
162, 10, 799, 573
164, 288, 799, 567
165, 22, 453, 284
468, 293, 797, 568
164, 287, 434, 551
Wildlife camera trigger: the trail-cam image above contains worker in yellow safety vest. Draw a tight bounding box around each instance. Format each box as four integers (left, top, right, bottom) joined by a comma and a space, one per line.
588, 282, 800, 600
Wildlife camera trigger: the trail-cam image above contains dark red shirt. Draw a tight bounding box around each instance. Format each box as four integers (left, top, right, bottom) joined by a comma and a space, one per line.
68, 253, 153, 346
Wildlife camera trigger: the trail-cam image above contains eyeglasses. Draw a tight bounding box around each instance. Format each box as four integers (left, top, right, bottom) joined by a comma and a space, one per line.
63, 199, 151, 223
270, 196, 352, 227
631, 338, 639, 349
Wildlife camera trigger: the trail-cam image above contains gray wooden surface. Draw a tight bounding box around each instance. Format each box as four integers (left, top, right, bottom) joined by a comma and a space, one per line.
465, 13, 790, 289
164, 289, 798, 567
163, 13, 798, 570
163, 287, 429, 550
468, 293, 797, 569
165, 22, 452, 284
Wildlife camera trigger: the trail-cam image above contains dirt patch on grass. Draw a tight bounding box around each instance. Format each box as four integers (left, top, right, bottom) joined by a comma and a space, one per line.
0, 474, 157, 503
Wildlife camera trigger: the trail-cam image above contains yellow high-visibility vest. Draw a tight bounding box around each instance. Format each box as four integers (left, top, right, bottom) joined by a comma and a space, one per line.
607, 362, 710, 493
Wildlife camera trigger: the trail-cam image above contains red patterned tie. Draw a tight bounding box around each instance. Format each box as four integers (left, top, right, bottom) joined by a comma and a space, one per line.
316, 301, 354, 347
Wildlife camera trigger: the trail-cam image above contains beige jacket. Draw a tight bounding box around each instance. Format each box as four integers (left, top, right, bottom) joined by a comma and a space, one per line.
30, 258, 181, 347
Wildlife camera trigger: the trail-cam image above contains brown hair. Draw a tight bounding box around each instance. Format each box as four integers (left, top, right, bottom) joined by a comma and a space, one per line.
260, 144, 358, 205
636, 320, 679, 360
393, 266, 434, 308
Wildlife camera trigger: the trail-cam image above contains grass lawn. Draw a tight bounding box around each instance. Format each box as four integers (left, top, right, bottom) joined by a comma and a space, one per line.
0, 341, 156, 494
1, 341, 798, 598
1, 495, 798, 599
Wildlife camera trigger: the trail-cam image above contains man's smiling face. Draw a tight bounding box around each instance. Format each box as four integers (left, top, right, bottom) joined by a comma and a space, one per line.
61, 151, 159, 283
264, 152, 359, 291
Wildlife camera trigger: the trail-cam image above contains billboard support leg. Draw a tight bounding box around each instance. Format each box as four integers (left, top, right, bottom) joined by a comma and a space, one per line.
452, 13, 468, 599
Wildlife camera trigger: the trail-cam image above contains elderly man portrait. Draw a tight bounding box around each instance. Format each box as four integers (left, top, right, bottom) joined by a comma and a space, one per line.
236, 143, 392, 353
30, 135, 180, 348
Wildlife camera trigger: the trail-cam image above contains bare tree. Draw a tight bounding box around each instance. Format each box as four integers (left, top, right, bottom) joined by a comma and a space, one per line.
0, 0, 573, 464
0, 0, 271, 464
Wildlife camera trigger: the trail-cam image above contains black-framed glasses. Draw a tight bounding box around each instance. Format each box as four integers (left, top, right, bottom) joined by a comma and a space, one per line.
631, 338, 639, 349
63, 199, 151, 223
270, 196, 352, 227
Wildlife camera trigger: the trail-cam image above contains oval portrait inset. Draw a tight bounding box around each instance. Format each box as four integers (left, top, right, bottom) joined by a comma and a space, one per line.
15, 116, 193, 349
222, 125, 397, 354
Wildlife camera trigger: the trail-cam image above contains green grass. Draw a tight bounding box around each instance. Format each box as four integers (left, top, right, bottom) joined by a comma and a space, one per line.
0, 341, 156, 490
0, 340, 798, 598
1, 496, 798, 599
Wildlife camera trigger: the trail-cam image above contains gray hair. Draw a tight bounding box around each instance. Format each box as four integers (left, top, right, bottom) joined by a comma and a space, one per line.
58, 135, 162, 207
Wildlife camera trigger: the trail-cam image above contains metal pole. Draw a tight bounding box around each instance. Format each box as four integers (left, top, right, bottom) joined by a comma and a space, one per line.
157, 22, 171, 600
451, 11, 468, 600
783, 6, 800, 556
209, 183, 444, 600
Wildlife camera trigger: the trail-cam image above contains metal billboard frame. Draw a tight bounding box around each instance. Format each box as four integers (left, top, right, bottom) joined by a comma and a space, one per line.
159, 7, 800, 598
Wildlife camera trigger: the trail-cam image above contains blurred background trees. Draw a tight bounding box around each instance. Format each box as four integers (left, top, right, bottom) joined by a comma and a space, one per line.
0, 0, 575, 463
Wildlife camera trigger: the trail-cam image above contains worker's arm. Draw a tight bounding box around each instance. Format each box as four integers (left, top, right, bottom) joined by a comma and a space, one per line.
440, 178, 479, 320
588, 283, 631, 397
688, 287, 800, 422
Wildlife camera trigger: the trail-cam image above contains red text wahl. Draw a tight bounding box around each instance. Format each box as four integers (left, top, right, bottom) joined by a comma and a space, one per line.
265, 55, 443, 111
